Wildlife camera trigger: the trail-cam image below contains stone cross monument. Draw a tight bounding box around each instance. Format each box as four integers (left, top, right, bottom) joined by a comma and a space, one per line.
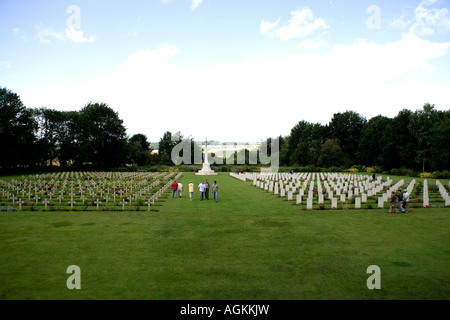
196, 138, 217, 176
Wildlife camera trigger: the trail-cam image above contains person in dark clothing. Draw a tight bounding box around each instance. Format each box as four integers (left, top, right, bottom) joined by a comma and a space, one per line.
388, 191, 398, 214
205, 180, 210, 200
397, 189, 405, 213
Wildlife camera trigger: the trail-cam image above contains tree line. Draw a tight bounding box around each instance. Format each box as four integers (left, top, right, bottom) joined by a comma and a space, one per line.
1, 87, 449, 173
0, 87, 189, 171
275, 105, 449, 172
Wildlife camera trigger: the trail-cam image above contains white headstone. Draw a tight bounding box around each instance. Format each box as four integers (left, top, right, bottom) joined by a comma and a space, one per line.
307, 198, 313, 209
318, 193, 324, 204
331, 197, 337, 209
362, 193, 367, 203
287, 191, 293, 201
423, 196, 429, 207
378, 197, 384, 208
355, 197, 361, 209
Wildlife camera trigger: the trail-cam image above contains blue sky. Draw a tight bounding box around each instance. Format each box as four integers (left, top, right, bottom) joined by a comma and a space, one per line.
1, 0, 449, 142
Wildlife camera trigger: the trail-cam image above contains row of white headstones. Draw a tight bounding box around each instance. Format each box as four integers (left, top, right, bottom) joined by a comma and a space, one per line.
0, 172, 182, 211
230, 172, 450, 209
431, 180, 450, 206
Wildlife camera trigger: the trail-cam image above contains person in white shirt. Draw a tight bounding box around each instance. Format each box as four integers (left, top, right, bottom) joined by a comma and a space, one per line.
177, 182, 183, 198
198, 181, 205, 201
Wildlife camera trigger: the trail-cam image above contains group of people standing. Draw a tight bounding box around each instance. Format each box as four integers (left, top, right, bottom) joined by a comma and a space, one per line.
388, 189, 410, 214
197, 180, 219, 202
171, 179, 219, 202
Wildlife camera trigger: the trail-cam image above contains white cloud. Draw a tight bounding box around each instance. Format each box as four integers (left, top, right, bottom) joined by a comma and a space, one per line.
22, 36, 450, 142
12, 27, 26, 40
0, 61, 11, 69
112, 43, 179, 82
106, 36, 449, 141
392, 0, 450, 36
260, 18, 280, 35
297, 39, 329, 51
34, 23, 95, 44
274, 7, 328, 41
125, 31, 138, 38
191, 0, 202, 10
35, 24, 64, 44
65, 26, 96, 43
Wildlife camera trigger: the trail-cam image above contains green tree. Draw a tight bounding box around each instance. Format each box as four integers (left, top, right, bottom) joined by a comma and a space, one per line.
57, 111, 81, 168
307, 139, 322, 166
408, 103, 443, 171
357, 115, 392, 166
429, 112, 450, 170
158, 131, 182, 165
129, 133, 153, 166
0, 87, 37, 169
130, 133, 150, 151
287, 121, 326, 166
277, 135, 290, 167
380, 109, 417, 170
75, 102, 128, 169
319, 139, 345, 168
329, 111, 367, 166
33, 107, 73, 167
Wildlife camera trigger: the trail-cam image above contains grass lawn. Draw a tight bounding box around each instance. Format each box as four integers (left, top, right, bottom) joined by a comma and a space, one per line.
0, 172, 449, 300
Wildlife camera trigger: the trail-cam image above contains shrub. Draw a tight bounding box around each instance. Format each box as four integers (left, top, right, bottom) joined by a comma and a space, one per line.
399, 167, 416, 176
302, 165, 321, 172
432, 171, 450, 179
351, 164, 366, 172
420, 172, 433, 178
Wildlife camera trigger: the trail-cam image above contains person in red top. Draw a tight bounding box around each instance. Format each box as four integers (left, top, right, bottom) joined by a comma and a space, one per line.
172, 180, 178, 198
